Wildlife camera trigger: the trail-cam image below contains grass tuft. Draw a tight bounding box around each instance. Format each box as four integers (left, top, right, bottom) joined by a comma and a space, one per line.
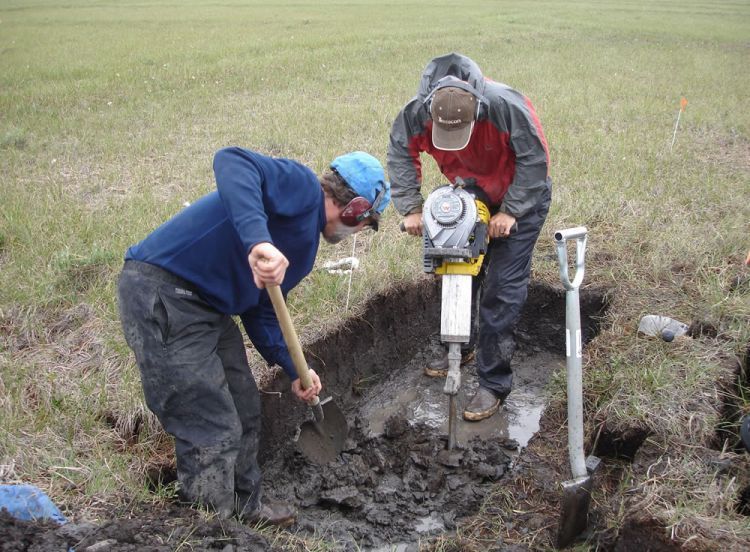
1, 127, 27, 150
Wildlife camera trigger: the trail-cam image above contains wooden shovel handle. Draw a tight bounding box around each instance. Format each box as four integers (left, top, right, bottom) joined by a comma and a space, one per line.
266, 284, 319, 406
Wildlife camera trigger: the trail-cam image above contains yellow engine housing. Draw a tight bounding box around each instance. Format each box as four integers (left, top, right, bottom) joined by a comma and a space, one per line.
434, 199, 490, 277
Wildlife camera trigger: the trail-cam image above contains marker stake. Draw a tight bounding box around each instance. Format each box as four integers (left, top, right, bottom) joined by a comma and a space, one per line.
670, 97, 688, 152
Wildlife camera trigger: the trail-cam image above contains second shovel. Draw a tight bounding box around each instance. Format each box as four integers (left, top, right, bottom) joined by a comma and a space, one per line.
554, 227, 601, 548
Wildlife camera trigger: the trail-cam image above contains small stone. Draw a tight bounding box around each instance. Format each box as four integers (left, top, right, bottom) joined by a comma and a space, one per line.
384, 415, 409, 439
85, 540, 119, 552
446, 475, 463, 491
501, 438, 520, 450
410, 451, 430, 468
320, 485, 363, 508
57, 521, 98, 542
343, 437, 359, 452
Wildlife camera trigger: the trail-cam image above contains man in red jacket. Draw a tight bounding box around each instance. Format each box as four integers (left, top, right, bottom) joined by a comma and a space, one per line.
388, 53, 552, 421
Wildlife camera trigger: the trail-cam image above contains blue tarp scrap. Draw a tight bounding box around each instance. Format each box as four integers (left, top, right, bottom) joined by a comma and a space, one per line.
0, 484, 67, 524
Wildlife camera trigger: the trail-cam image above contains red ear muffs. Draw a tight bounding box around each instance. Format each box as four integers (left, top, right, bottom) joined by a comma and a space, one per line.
340, 196, 373, 227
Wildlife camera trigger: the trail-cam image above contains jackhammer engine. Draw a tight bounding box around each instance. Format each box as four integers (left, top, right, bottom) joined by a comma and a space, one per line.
421, 183, 490, 449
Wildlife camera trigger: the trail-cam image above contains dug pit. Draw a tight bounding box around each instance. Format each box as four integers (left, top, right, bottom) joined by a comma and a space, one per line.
0, 278, 610, 551
258, 278, 609, 549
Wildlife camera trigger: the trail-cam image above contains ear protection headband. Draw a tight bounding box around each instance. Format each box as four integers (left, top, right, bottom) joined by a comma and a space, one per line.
423, 76, 485, 120
340, 187, 385, 228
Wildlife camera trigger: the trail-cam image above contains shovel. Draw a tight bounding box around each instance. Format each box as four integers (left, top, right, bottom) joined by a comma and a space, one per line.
554, 227, 601, 548
266, 284, 347, 464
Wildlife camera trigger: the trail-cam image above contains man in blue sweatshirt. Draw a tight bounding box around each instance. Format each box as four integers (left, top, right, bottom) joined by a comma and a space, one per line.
117, 147, 390, 525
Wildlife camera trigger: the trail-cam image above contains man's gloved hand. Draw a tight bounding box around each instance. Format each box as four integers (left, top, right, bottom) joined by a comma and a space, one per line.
291, 368, 322, 402
249, 242, 289, 288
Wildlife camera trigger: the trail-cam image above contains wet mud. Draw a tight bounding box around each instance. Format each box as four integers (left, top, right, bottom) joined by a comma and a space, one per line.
260, 344, 564, 549
2, 278, 612, 551
269, 417, 514, 549
0, 506, 271, 552
257, 279, 608, 549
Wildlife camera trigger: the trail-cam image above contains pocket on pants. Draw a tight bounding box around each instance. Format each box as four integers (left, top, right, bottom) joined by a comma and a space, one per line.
153, 284, 221, 350
151, 292, 170, 345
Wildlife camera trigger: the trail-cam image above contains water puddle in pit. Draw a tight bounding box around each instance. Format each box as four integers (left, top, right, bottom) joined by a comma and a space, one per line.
362, 344, 563, 453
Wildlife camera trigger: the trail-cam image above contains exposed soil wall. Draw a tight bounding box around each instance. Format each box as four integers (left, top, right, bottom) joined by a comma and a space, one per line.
259, 277, 442, 464
259, 279, 610, 464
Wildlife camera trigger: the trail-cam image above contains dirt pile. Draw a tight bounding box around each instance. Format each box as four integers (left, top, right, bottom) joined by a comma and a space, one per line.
0, 506, 271, 552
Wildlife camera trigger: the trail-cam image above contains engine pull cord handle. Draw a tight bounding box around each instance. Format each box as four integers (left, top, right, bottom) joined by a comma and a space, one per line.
452, 176, 477, 189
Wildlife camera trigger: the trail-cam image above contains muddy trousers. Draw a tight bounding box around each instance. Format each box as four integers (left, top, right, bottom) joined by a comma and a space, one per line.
117, 260, 261, 519
474, 182, 552, 398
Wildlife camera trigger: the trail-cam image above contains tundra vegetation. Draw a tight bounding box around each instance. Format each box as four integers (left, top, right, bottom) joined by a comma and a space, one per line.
1, 0, 748, 550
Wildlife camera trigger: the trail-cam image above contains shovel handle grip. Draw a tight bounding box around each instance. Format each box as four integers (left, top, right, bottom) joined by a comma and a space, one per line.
554, 226, 588, 291
266, 284, 320, 406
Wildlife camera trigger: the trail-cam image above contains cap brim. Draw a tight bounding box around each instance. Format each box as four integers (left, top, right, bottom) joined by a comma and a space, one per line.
432, 120, 474, 151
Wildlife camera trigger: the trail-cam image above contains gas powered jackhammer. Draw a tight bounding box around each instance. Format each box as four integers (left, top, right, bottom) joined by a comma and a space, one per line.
412, 179, 490, 451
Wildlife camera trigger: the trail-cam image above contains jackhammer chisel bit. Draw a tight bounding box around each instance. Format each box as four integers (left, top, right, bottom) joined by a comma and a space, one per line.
444, 343, 462, 450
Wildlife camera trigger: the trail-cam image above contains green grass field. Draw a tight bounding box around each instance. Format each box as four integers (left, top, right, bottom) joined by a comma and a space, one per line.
1, 0, 749, 549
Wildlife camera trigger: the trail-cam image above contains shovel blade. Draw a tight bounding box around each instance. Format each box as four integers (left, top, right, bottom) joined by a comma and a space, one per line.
556, 475, 593, 548
296, 399, 347, 465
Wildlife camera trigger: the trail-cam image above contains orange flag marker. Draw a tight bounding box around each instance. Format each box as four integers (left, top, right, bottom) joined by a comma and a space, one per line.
670, 97, 688, 152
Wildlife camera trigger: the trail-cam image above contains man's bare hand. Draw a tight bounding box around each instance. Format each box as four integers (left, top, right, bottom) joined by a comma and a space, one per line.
248, 242, 289, 288
489, 212, 517, 239
402, 212, 423, 236
291, 369, 322, 402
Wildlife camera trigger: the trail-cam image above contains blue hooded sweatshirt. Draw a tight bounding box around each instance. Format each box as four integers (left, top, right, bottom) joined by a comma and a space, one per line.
125, 147, 325, 380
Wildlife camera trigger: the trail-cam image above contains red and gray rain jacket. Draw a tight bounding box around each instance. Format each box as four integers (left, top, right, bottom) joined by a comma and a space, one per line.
387, 52, 551, 218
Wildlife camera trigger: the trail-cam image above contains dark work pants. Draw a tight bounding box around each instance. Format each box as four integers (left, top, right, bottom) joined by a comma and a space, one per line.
474, 181, 552, 398
117, 260, 261, 518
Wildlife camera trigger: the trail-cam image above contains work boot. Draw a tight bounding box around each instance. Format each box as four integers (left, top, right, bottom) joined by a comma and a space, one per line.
424, 349, 475, 378
463, 386, 504, 422
242, 499, 296, 527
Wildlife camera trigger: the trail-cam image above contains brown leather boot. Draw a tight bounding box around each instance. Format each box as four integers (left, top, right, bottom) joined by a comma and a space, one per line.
243, 499, 296, 527
463, 387, 504, 421
424, 349, 475, 378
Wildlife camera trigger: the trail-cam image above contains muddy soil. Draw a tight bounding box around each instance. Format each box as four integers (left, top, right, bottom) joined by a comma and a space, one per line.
254, 279, 605, 549
1, 279, 610, 551
0, 506, 271, 552
260, 341, 565, 550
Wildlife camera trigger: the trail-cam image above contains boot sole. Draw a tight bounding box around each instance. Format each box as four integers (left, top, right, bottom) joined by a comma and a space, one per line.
463, 399, 500, 421
423, 351, 476, 378
424, 367, 448, 378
